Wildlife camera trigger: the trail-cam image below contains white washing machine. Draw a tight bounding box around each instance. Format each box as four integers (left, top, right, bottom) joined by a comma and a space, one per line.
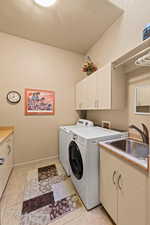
69, 127, 127, 210
59, 119, 94, 176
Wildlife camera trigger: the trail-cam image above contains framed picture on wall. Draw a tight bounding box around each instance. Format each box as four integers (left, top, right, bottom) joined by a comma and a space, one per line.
25, 88, 55, 115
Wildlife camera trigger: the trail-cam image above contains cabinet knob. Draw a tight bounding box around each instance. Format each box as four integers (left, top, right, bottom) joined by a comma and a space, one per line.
112, 170, 117, 185
7, 145, 11, 155
118, 174, 123, 190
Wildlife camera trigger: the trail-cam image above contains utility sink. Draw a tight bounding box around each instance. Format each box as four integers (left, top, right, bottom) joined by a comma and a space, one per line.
109, 139, 149, 160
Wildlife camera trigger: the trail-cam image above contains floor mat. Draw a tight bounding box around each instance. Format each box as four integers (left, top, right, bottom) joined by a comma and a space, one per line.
20, 164, 82, 225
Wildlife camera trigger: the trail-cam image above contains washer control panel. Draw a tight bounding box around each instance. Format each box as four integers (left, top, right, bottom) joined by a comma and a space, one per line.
77, 119, 94, 127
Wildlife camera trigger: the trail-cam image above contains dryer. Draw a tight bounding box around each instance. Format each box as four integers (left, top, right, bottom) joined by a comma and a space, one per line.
59, 119, 94, 176
69, 127, 126, 210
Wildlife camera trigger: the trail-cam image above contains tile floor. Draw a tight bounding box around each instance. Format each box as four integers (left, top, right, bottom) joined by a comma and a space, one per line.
0, 159, 114, 225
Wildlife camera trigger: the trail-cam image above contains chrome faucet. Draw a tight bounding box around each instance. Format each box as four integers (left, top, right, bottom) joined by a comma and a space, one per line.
129, 123, 149, 145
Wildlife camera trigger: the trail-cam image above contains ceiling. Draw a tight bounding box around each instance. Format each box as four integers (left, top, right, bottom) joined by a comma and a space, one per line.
0, 0, 123, 54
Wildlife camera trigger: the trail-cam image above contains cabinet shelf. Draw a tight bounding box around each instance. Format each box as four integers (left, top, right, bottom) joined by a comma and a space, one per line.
112, 38, 150, 74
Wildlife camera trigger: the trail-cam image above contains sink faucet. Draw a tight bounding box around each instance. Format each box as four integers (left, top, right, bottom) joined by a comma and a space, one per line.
129, 123, 149, 145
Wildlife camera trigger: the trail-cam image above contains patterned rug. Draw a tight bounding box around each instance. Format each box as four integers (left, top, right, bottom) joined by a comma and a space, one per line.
20, 164, 82, 225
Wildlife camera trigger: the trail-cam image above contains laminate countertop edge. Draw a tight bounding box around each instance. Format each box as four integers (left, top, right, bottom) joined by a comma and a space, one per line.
0, 127, 14, 144
99, 142, 149, 173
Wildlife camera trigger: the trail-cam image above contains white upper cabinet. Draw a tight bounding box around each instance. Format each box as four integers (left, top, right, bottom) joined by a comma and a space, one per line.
76, 63, 126, 110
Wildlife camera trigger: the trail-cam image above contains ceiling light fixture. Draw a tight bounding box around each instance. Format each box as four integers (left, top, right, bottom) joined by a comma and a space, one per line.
33, 0, 56, 7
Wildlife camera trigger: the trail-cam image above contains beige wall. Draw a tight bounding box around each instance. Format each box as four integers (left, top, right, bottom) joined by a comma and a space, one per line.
0, 32, 84, 164
86, 0, 150, 131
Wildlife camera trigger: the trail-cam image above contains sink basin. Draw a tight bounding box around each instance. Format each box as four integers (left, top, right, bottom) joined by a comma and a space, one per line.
108, 139, 149, 160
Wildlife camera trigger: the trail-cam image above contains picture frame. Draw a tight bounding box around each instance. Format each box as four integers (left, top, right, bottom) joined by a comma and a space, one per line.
25, 88, 55, 115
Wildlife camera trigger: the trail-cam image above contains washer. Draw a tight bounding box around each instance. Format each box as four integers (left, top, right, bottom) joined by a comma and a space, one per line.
59, 119, 94, 176
69, 127, 126, 210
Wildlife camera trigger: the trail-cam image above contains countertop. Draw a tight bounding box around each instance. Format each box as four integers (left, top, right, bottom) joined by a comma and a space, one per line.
99, 141, 148, 172
0, 127, 14, 144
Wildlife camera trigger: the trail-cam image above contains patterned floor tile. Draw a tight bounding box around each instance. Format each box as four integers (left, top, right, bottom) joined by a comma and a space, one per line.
22, 192, 54, 215
52, 179, 75, 202
38, 165, 58, 181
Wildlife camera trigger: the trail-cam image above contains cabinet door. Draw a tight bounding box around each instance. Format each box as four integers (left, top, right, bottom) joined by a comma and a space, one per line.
81, 79, 88, 109
76, 82, 80, 110
86, 73, 97, 109
0, 135, 14, 198
100, 149, 118, 224
118, 160, 147, 225
76, 81, 83, 110
96, 63, 111, 109
76, 79, 87, 110
0, 142, 8, 198
5, 135, 14, 176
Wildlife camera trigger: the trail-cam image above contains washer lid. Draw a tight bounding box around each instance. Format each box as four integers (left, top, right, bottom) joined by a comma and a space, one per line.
60, 119, 94, 132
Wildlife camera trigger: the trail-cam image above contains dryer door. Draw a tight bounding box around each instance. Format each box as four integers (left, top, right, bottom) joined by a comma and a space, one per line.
69, 141, 83, 180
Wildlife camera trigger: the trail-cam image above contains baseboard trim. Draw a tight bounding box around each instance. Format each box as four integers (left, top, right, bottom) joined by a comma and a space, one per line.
14, 155, 58, 167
